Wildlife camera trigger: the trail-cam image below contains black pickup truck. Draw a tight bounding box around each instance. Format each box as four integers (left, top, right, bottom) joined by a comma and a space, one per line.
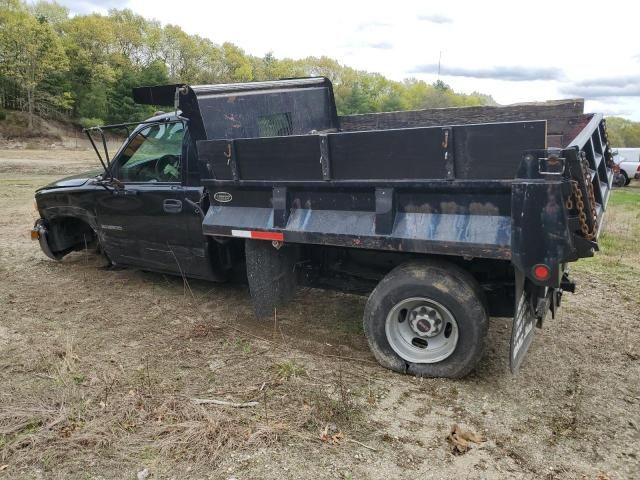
32, 77, 613, 378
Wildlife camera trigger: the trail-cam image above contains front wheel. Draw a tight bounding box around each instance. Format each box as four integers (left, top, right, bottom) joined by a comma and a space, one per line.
363, 260, 488, 378
613, 172, 626, 188
621, 170, 631, 186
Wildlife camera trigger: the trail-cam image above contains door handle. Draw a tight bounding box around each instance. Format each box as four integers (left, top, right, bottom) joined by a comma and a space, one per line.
163, 199, 182, 213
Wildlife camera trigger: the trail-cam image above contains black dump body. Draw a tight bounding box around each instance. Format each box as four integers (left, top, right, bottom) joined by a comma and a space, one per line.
133, 78, 612, 291
129, 77, 615, 373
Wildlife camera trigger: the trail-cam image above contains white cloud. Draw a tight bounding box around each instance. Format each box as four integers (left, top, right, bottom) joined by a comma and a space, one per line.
417, 14, 453, 24
51, 0, 640, 120
412, 64, 563, 82
560, 76, 640, 98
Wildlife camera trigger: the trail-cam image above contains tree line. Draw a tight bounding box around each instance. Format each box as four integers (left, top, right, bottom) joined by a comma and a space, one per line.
1, 0, 638, 147
0, 0, 495, 129
605, 117, 640, 148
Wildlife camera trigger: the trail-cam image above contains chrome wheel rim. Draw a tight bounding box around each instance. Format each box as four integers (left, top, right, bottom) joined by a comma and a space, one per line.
385, 297, 459, 363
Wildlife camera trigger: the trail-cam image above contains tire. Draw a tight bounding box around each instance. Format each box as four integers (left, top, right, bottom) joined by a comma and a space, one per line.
613, 173, 626, 188
621, 170, 631, 186
363, 260, 488, 378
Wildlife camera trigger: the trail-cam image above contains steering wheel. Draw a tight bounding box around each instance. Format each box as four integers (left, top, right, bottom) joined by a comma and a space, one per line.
154, 154, 179, 181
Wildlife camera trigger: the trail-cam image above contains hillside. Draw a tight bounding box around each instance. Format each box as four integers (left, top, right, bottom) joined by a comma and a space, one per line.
0, 111, 86, 149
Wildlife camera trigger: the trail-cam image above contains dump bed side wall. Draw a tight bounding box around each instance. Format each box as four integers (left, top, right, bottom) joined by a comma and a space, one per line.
198, 120, 548, 261
339, 99, 586, 148
198, 121, 547, 183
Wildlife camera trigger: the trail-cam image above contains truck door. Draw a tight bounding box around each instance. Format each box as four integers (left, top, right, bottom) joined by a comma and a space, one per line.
180, 129, 229, 280
96, 121, 195, 274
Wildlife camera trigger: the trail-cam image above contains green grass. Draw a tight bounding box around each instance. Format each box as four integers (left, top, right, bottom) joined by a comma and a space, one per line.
271, 360, 306, 380
573, 188, 640, 295
607, 188, 640, 207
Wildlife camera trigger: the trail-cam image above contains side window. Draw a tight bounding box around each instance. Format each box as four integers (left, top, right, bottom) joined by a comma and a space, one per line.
117, 122, 184, 182
257, 112, 292, 137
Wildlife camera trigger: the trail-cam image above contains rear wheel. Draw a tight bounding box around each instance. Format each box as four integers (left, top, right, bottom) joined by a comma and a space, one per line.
363, 260, 488, 378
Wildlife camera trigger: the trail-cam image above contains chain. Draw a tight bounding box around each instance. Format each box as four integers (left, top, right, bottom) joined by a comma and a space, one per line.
566, 156, 598, 241
582, 156, 598, 236
570, 180, 590, 238
565, 194, 573, 210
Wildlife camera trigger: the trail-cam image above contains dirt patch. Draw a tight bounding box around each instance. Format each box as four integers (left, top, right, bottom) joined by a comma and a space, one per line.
0, 152, 638, 479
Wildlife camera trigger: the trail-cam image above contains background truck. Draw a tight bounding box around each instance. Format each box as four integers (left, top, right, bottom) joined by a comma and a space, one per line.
612, 148, 640, 185
32, 78, 613, 378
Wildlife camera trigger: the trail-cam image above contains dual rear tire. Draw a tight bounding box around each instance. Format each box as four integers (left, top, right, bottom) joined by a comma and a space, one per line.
363, 260, 488, 378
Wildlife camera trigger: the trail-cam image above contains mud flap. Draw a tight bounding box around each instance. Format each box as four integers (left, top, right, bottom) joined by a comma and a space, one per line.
245, 239, 298, 318
510, 269, 536, 373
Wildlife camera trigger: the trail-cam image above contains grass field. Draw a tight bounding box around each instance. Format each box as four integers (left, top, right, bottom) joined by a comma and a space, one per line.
574, 186, 640, 297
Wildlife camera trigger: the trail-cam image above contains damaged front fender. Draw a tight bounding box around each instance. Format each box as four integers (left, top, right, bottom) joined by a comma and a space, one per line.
32, 219, 64, 260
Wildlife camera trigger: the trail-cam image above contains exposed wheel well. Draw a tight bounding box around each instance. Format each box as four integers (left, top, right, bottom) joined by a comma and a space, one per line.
47, 217, 97, 255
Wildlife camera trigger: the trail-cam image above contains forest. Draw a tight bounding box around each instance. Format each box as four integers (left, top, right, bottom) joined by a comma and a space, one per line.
0, 0, 494, 127
0, 0, 638, 146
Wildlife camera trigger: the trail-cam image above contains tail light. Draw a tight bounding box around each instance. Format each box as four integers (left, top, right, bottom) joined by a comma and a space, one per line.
532, 264, 551, 281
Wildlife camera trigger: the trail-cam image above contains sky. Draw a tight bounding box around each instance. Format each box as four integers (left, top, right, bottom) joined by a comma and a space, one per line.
50, 0, 640, 120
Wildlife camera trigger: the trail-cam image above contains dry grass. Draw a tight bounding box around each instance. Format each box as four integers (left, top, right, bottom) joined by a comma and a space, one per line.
271, 360, 307, 380
1, 158, 639, 479
0, 325, 371, 473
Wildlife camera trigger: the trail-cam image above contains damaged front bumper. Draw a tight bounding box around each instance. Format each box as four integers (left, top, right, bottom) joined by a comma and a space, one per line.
31, 219, 62, 260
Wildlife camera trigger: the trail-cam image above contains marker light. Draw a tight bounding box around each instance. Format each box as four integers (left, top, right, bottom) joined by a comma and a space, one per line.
532, 264, 551, 281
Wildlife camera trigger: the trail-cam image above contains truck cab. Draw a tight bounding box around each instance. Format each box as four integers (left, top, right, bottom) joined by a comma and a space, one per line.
33, 79, 333, 276
33, 112, 219, 278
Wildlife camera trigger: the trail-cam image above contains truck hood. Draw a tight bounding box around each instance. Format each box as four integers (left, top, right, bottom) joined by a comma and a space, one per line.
37, 169, 104, 191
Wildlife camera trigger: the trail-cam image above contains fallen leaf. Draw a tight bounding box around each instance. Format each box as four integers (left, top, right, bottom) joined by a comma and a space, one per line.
0, 465, 8, 471
191, 324, 209, 337
59, 423, 77, 438
447, 424, 484, 454
320, 425, 344, 444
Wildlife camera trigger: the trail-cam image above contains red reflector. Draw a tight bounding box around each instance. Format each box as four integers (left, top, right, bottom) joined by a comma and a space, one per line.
250, 231, 284, 242
533, 264, 551, 281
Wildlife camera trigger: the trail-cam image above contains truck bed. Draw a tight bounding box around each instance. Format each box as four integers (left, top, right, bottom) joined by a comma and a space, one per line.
196, 100, 612, 263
